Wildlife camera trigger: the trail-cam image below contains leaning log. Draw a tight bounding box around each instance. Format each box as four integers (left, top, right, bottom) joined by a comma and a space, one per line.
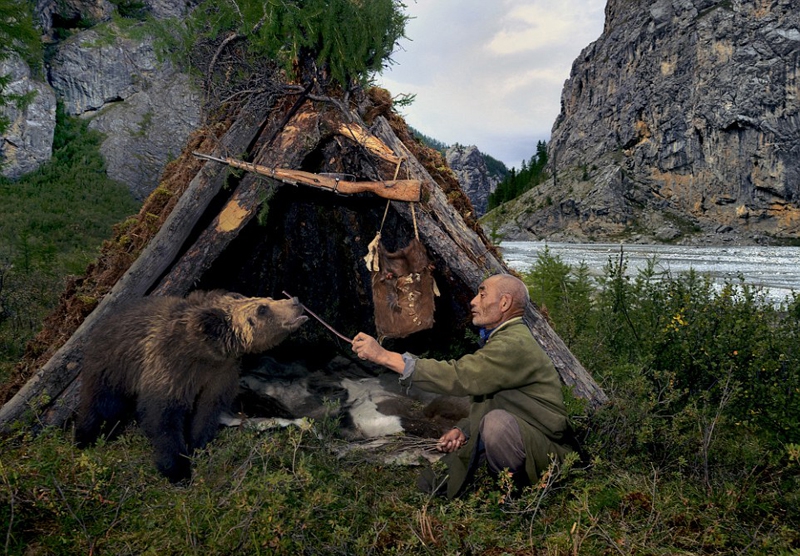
152, 102, 326, 296
372, 116, 608, 407
0, 96, 276, 431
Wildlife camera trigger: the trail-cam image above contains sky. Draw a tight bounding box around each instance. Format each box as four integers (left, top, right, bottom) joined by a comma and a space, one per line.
376, 0, 607, 169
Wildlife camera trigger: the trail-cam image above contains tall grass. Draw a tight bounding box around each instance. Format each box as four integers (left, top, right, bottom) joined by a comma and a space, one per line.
0, 103, 140, 378
1, 235, 799, 551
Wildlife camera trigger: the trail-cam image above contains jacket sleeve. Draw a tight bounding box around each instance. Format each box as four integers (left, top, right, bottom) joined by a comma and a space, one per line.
402, 325, 552, 397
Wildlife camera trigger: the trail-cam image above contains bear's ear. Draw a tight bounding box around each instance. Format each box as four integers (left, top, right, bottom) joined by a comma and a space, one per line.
196, 308, 233, 351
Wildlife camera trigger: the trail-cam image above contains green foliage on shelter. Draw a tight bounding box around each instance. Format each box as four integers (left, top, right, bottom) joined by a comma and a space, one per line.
155, 0, 409, 89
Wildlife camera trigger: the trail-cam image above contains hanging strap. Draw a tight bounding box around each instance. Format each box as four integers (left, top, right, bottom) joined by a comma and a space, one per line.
377, 156, 418, 239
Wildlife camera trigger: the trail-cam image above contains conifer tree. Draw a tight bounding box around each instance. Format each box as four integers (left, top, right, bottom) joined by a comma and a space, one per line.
168, 0, 408, 90
488, 140, 549, 210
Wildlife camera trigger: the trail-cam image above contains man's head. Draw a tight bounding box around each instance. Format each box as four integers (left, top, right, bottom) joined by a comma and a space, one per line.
470, 274, 529, 329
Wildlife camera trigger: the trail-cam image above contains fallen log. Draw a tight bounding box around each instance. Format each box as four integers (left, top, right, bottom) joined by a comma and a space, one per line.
0, 96, 277, 431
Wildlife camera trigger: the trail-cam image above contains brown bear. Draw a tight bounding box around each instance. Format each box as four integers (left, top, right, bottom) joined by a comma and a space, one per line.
74, 290, 307, 483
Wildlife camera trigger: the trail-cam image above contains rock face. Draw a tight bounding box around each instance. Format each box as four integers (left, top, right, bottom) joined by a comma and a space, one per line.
35, 0, 115, 39
445, 144, 499, 217
0, 54, 57, 179
48, 25, 200, 199
491, 0, 800, 244
48, 23, 200, 199
1, 4, 200, 199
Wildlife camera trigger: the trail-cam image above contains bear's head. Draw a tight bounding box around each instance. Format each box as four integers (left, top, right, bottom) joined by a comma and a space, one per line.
197, 294, 308, 355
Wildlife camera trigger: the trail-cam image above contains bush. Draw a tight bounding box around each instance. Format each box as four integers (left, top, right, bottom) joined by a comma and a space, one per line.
0, 103, 140, 379
531, 248, 799, 485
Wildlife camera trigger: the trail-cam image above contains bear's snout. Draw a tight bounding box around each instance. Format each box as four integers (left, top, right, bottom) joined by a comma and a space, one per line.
283, 298, 309, 330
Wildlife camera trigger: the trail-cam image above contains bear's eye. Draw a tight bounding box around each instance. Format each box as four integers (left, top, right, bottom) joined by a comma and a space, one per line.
257, 305, 270, 317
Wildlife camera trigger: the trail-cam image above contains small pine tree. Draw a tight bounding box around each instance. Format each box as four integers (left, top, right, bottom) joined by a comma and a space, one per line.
160, 0, 408, 90
488, 140, 549, 209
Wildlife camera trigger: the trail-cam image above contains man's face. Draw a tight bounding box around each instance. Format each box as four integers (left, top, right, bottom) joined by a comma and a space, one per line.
470, 278, 505, 329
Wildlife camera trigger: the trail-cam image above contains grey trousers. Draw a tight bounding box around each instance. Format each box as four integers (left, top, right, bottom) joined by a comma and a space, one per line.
477, 409, 527, 478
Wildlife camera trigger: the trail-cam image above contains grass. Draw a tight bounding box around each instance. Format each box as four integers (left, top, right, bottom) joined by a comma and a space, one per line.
0, 103, 140, 378
1, 407, 797, 554
1, 119, 799, 553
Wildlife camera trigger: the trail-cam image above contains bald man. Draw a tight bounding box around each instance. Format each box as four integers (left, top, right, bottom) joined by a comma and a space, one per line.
352, 274, 574, 498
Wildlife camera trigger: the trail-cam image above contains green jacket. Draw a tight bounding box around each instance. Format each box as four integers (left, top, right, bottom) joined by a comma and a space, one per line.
401, 317, 573, 498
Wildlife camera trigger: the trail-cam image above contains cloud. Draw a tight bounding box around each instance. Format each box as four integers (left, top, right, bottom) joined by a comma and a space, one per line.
377, 0, 605, 168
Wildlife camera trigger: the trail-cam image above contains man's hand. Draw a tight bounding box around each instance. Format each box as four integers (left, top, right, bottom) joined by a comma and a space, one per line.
437, 428, 466, 453
352, 332, 384, 362
351, 332, 405, 374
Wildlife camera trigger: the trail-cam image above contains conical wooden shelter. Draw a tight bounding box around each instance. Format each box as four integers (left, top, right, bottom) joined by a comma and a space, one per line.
0, 84, 607, 433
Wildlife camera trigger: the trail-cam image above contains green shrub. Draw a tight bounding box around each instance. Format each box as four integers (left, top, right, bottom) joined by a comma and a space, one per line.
0, 103, 140, 378
529, 248, 800, 479
154, 0, 408, 88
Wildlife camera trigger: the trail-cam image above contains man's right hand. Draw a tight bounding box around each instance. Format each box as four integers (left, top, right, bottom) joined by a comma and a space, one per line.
437, 428, 466, 453
351, 332, 406, 374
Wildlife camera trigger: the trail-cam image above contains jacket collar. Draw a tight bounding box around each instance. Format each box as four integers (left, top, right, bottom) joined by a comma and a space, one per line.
478, 316, 524, 345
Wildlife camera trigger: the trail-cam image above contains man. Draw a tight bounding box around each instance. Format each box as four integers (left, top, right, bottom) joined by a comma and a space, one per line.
352, 273, 574, 498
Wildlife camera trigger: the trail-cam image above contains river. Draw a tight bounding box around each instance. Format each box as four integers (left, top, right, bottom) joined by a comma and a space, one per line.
500, 241, 800, 305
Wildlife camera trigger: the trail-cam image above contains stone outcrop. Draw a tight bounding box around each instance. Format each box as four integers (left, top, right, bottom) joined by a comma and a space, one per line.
489, 0, 800, 244
445, 144, 500, 217
0, 5, 200, 199
48, 24, 201, 199
0, 53, 57, 179
49, 24, 201, 199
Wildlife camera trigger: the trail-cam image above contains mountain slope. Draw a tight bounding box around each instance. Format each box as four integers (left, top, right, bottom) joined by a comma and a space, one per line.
488, 0, 800, 245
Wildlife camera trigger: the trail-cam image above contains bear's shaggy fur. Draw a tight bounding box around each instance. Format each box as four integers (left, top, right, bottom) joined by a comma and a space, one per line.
74, 290, 307, 482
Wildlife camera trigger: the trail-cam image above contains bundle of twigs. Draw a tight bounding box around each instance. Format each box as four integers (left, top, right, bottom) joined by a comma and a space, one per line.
341, 434, 443, 453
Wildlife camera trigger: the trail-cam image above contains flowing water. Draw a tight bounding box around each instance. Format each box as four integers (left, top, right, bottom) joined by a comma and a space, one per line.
500, 241, 800, 305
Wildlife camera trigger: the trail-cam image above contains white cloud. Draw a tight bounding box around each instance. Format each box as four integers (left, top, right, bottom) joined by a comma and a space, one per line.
377, 0, 605, 168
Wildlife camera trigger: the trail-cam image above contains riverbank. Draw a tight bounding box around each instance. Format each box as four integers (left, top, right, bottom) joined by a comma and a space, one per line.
502, 241, 800, 305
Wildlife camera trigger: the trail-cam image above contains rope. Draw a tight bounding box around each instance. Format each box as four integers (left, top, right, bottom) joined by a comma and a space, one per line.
379, 199, 391, 233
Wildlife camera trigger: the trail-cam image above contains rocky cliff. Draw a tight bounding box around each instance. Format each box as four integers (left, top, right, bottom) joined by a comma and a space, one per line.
445, 144, 500, 216
0, 53, 56, 179
489, 0, 800, 244
1, 0, 200, 199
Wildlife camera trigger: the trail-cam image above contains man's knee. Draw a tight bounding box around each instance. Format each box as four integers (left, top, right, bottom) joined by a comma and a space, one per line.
479, 410, 525, 472
480, 410, 519, 442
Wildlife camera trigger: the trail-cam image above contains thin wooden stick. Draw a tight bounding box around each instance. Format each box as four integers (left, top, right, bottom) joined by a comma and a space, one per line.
282, 291, 352, 342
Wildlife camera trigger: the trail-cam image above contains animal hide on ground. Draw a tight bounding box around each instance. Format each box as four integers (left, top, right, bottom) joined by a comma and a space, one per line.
364, 234, 438, 339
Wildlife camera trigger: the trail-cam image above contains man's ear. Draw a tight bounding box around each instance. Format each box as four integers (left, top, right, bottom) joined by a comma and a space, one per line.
500, 293, 511, 312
